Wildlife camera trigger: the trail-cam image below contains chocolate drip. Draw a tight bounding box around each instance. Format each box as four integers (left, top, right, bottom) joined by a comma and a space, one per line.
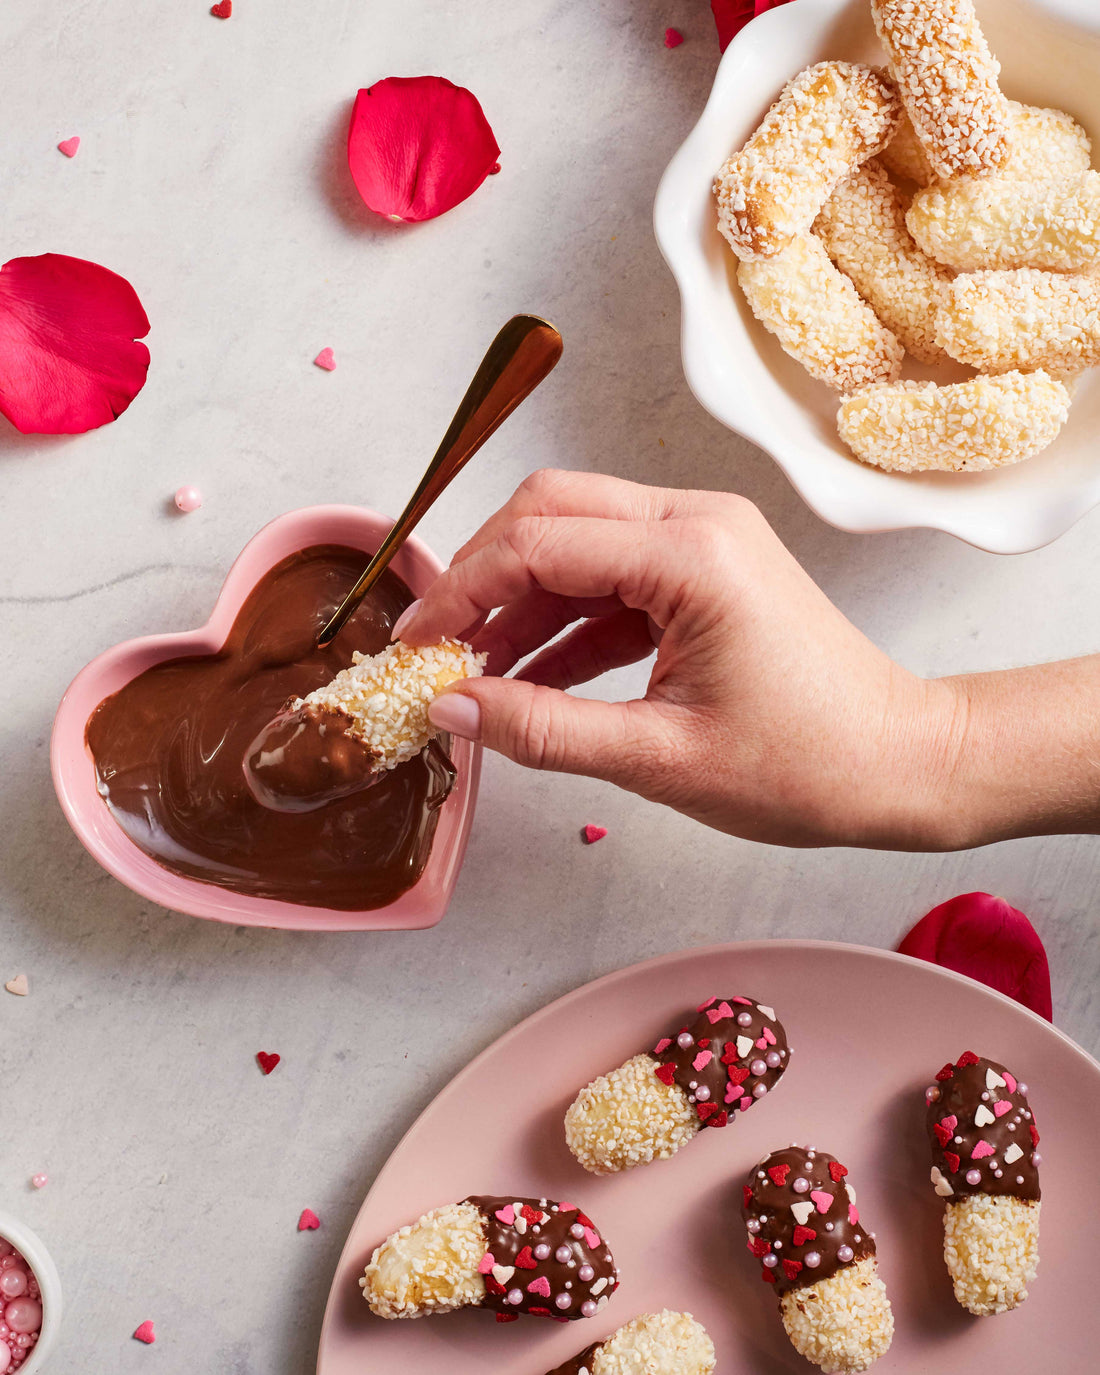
925, 1053, 1041, 1203
465, 1196, 618, 1321
742, 1145, 874, 1297
648, 996, 790, 1129
545, 1340, 602, 1375
85, 545, 456, 910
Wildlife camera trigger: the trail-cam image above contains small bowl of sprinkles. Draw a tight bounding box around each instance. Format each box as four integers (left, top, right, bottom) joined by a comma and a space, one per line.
0, 1213, 62, 1373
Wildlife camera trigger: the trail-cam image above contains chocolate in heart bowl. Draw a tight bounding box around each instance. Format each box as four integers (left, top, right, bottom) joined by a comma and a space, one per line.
50, 506, 481, 931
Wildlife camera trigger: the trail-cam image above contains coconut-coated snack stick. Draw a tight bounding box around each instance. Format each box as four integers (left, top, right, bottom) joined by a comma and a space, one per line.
545, 1311, 716, 1375
743, 1145, 894, 1373
837, 372, 1071, 474
936, 269, 1100, 378
361, 1196, 619, 1322
814, 160, 951, 364
565, 997, 790, 1174
738, 235, 904, 392
881, 102, 1092, 188
925, 1053, 1041, 1315
907, 172, 1100, 273
870, 0, 1010, 180
715, 61, 901, 262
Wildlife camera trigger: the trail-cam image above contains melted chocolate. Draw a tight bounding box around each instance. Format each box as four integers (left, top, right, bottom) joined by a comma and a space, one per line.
465, 1196, 619, 1321
648, 996, 790, 1129
85, 545, 455, 910
742, 1145, 874, 1297
243, 704, 382, 813
926, 1053, 1041, 1202
545, 1340, 602, 1375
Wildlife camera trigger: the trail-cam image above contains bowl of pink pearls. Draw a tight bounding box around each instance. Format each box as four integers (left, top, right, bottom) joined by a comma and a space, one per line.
0, 1214, 60, 1373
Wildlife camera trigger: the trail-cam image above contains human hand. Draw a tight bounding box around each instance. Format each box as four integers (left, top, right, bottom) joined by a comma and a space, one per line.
393, 469, 963, 849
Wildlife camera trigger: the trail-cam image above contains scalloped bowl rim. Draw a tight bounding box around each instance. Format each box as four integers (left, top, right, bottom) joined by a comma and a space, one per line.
50, 505, 481, 932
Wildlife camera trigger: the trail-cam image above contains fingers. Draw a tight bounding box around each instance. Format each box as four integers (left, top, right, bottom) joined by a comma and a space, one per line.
427, 676, 674, 784
472, 588, 623, 676
516, 608, 657, 690
400, 515, 705, 648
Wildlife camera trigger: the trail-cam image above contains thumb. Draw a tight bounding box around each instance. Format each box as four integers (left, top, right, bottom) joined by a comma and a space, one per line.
427, 677, 652, 781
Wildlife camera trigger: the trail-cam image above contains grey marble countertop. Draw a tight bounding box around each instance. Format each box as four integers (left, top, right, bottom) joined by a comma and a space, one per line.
1, 3, 1097, 1371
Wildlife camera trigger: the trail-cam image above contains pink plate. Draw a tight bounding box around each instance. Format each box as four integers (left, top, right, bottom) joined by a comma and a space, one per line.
317, 939, 1100, 1372
50, 505, 481, 932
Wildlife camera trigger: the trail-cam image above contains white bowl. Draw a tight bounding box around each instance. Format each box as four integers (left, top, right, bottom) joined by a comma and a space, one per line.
654, 0, 1100, 553
0, 1211, 62, 1374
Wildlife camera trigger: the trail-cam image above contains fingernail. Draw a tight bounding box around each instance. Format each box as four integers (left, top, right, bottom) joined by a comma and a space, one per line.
428, 691, 481, 741
390, 599, 423, 642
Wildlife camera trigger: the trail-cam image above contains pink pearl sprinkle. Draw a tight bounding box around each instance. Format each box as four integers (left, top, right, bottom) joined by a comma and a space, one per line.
0, 1275, 26, 1302
174, 485, 203, 513
29, 1176, 47, 1191
966, 1169, 982, 1185
4, 1300, 40, 1336
0, 1340, 10, 1373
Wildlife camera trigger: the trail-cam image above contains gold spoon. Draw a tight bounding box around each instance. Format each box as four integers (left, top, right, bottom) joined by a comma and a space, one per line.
316, 314, 564, 648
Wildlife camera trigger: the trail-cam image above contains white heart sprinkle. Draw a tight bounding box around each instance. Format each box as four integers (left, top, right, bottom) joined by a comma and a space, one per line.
845, 1182, 857, 1204
757, 1005, 775, 1020
790, 1201, 814, 1226
986, 1068, 1007, 1092
736, 1035, 754, 1058
974, 1104, 995, 1127
590, 1277, 607, 1296
491, 1265, 514, 1285
931, 1166, 954, 1197
514, 1216, 526, 1234
1003, 1143, 1024, 1164
4, 973, 28, 997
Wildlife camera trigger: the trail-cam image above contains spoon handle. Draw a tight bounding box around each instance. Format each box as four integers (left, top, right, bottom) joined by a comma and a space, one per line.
316, 314, 563, 648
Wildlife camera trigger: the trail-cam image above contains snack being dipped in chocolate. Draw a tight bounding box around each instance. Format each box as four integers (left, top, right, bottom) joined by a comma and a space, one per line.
925, 1052, 1040, 1315
361, 1196, 619, 1323
243, 639, 484, 812
565, 996, 790, 1174
743, 1145, 893, 1374
545, 1311, 715, 1375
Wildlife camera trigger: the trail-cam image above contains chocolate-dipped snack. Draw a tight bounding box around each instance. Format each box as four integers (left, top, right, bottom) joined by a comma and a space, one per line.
360, 1196, 619, 1323
925, 1052, 1041, 1315
545, 1311, 715, 1375
566, 996, 790, 1174
742, 1146, 893, 1374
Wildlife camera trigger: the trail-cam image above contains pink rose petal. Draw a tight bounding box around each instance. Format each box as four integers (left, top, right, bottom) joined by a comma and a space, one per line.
313, 347, 336, 371
0, 253, 150, 434
297, 1208, 320, 1231
711, 0, 796, 52
897, 892, 1052, 1021
133, 1321, 156, 1344
57, 136, 80, 158
347, 76, 500, 223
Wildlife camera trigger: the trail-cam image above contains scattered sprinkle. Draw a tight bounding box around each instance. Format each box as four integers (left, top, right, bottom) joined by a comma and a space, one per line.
210, 0, 232, 17
58, 137, 80, 158
173, 485, 203, 513
31, 1173, 48, 1189
313, 347, 336, 371
256, 1051, 281, 1075
582, 824, 607, 844
298, 1208, 320, 1231
5, 973, 28, 997
664, 28, 684, 49
133, 1321, 156, 1345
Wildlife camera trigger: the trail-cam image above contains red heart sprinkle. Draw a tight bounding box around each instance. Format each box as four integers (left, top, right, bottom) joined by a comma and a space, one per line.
1030, 1124, 1040, 1147
520, 1205, 542, 1227
575, 1212, 596, 1230
761, 1267, 777, 1283
256, 1051, 280, 1075
696, 1102, 717, 1121
944, 1151, 960, 1173
828, 1162, 848, 1182
132, 1321, 156, 1345
654, 1063, 677, 1086
792, 1225, 817, 1247
932, 1123, 953, 1146
495, 1312, 519, 1322
726, 1065, 750, 1084
528, 1306, 551, 1316
297, 1208, 320, 1231
582, 823, 607, 844
708, 1109, 728, 1128
935, 1063, 955, 1082
743, 1185, 754, 1208
514, 1246, 537, 1270
748, 1236, 771, 1257
210, 0, 231, 16
782, 1259, 803, 1280
484, 1276, 507, 1296
957, 1051, 980, 1067
697, 1037, 711, 1048
664, 27, 684, 48
767, 1164, 790, 1186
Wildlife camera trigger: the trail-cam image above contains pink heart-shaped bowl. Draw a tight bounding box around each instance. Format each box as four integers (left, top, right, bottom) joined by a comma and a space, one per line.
50, 505, 481, 932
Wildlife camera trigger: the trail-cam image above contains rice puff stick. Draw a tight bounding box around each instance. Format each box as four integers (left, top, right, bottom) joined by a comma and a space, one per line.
361, 1196, 619, 1322
545, 1311, 716, 1375
870, 0, 1010, 180
739, 235, 904, 392
907, 172, 1100, 273
814, 160, 951, 364
565, 996, 790, 1175
715, 61, 900, 261
743, 1146, 894, 1374
837, 372, 1071, 473
925, 1052, 1041, 1315
936, 269, 1100, 378
881, 102, 1092, 187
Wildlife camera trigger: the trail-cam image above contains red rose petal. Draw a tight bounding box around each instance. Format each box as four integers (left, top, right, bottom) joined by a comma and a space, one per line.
767, 1164, 790, 1186
664, 27, 684, 48
898, 893, 1052, 1021
133, 1321, 156, 1344
514, 1246, 537, 1270
256, 1051, 280, 1075
828, 1162, 848, 1182
347, 76, 500, 224
0, 254, 150, 435
711, 0, 796, 53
